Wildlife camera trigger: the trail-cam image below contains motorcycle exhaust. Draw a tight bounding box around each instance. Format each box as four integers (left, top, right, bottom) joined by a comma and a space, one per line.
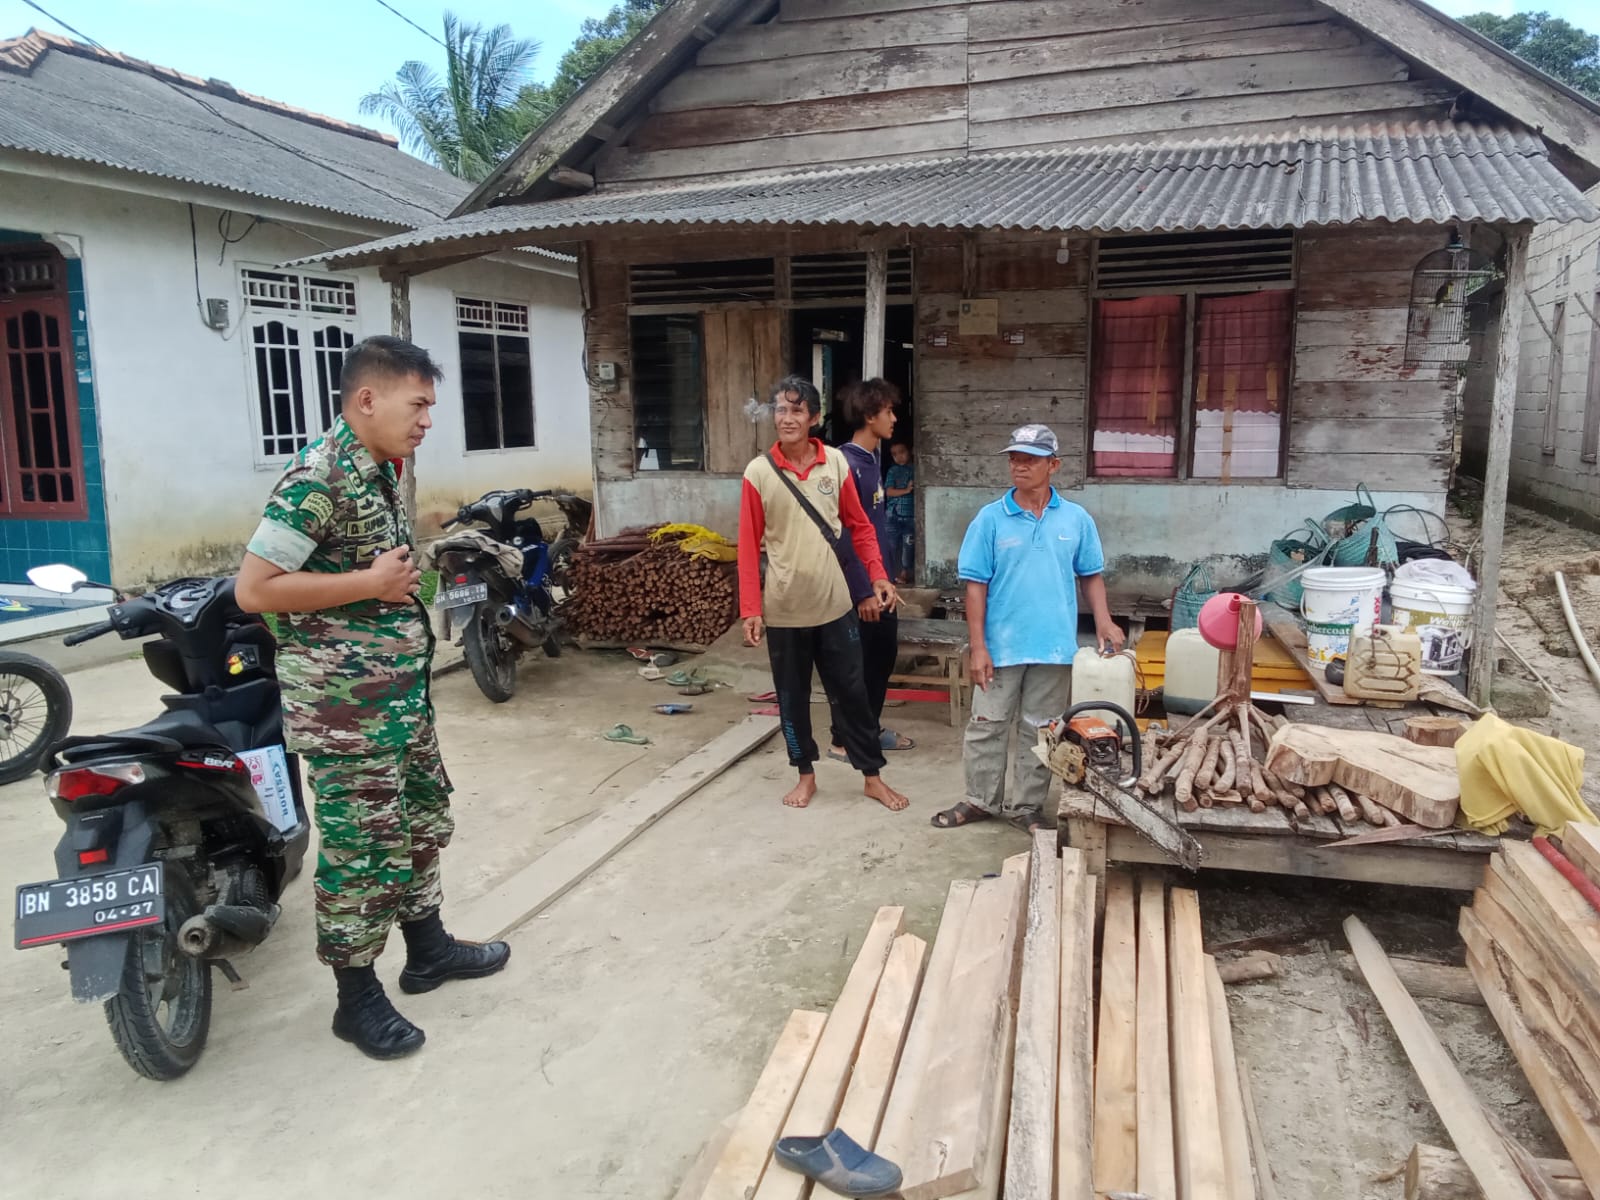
178, 904, 278, 958
494, 605, 544, 648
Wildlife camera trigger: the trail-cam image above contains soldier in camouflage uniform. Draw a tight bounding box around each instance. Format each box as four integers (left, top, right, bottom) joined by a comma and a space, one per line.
237, 335, 509, 1060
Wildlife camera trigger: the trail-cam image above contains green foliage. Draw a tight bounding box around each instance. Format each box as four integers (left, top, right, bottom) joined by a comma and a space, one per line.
1458, 10, 1600, 98
360, 12, 546, 181
517, 0, 669, 119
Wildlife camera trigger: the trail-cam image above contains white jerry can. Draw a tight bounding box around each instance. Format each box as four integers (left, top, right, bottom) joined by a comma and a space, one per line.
1070, 645, 1136, 734
1162, 628, 1222, 716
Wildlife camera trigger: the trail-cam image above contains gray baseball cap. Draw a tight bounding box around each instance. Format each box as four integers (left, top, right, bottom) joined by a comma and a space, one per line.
1001, 424, 1059, 457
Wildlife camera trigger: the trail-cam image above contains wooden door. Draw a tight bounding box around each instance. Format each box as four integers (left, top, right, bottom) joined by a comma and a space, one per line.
704, 308, 784, 474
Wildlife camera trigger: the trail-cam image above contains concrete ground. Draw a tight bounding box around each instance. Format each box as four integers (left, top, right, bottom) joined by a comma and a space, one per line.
4, 499, 1597, 1199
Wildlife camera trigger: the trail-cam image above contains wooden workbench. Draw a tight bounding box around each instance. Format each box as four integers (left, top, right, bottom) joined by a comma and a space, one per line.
893, 617, 970, 727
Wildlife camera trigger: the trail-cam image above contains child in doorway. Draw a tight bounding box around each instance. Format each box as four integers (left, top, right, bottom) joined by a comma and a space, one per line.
884, 442, 915, 584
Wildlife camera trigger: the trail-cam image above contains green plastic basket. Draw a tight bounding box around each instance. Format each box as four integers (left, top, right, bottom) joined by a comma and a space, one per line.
1170, 563, 1217, 631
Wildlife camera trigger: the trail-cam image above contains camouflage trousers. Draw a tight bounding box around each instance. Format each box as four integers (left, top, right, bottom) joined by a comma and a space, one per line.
306, 723, 455, 968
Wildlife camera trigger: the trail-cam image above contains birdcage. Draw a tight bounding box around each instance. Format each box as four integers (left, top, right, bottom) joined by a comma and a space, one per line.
1404, 231, 1502, 369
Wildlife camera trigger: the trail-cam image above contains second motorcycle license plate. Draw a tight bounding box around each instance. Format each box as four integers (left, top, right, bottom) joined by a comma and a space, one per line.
437, 583, 488, 609
14, 862, 164, 950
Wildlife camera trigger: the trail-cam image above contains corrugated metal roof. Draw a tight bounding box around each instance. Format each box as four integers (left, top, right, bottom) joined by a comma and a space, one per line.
301, 122, 1598, 268
0, 35, 469, 227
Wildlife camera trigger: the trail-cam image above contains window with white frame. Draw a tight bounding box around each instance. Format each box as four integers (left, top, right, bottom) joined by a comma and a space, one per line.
457, 297, 535, 451
242, 268, 358, 459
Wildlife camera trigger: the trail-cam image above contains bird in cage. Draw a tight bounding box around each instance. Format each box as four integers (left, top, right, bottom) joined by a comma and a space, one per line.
1431, 279, 1455, 308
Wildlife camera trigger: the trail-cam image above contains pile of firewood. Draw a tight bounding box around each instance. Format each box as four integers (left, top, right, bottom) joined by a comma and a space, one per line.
1136, 599, 1405, 830
562, 524, 736, 646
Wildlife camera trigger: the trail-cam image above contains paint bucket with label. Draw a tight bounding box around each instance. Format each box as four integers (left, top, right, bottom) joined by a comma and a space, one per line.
1299, 566, 1386, 666
1389, 578, 1476, 675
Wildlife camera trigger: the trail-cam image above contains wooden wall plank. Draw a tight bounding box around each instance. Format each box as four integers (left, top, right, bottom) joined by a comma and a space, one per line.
779, 0, 967, 19
1293, 343, 1425, 383
919, 290, 1090, 327
1292, 381, 1452, 420
968, 0, 1322, 42
1297, 269, 1419, 312
699, 8, 967, 65
1289, 418, 1452, 457
654, 42, 968, 113
919, 355, 1087, 393
968, 47, 1411, 125
1287, 451, 1451, 491
968, 81, 1453, 153
628, 85, 968, 152
1294, 307, 1413, 348
970, 20, 1364, 84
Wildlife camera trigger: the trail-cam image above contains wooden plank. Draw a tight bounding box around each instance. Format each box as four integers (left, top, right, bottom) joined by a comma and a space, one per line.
673, 1110, 741, 1200
1345, 915, 1537, 1200
1170, 888, 1230, 1200
878, 881, 977, 1165
1494, 842, 1600, 1009
919, 326, 1089, 359
1059, 848, 1096, 1200
702, 1015, 827, 1200
970, 20, 1366, 83
896, 872, 1025, 1200
1564, 825, 1600, 890
1471, 224, 1531, 709
918, 355, 1087, 393
836, 933, 929, 1148
969, 0, 1322, 41
1297, 269, 1418, 311
1286, 450, 1451, 492
698, 9, 968, 65
627, 85, 969, 152
945, 999, 1017, 1200
969, 46, 1411, 123
1293, 343, 1434, 384
918, 289, 1089, 328
1406, 1144, 1590, 1200
1313, 0, 1600, 166
1332, 952, 1483, 1005
654, 43, 968, 112
1461, 908, 1600, 1196
1206, 958, 1256, 1200
463, 715, 780, 940
1093, 870, 1139, 1195
1106, 827, 1490, 891
1294, 306, 1413, 348
1264, 724, 1461, 829
779, 0, 967, 19
1261, 609, 1362, 707
754, 906, 907, 1200
1137, 876, 1178, 1200
1238, 1058, 1282, 1200
968, 80, 1454, 153
1005, 831, 1060, 1200
863, 248, 888, 380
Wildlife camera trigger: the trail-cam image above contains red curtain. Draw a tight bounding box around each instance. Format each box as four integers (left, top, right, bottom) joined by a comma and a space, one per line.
1192, 290, 1292, 480
1090, 296, 1183, 477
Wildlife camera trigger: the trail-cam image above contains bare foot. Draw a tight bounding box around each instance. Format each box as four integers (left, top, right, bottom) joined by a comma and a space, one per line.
864, 776, 910, 812
783, 775, 818, 809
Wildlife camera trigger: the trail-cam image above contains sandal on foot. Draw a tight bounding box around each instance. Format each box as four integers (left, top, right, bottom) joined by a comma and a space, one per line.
602, 724, 650, 745
931, 801, 991, 829
879, 729, 915, 751
1009, 812, 1048, 834
772, 1129, 902, 1197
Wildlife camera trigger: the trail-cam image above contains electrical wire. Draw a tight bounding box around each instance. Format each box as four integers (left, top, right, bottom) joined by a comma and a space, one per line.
370, 0, 448, 50
186, 202, 206, 324
216, 210, 260, 265
20, 0, 425, 218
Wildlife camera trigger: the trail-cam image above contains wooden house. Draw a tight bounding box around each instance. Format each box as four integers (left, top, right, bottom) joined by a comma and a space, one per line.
301, 0, 1600, 698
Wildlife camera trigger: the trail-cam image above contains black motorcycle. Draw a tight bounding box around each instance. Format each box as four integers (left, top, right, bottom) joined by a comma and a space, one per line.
431, 488, 570, 704
12, 574, 309, 1080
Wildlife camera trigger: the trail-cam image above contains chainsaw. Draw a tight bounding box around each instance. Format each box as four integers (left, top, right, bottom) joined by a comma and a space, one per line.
1034, 700, 1203, 871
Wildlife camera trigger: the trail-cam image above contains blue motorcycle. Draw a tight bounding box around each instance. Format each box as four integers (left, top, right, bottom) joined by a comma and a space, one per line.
430, 488, 566, 703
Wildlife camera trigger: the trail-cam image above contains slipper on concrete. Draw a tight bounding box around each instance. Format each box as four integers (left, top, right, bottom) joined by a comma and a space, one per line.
667, 668, 709, 687
637, 665, 666, 681
749, 691, 777, 702
603, 723, 650, 745
653, 703, 693, 715
678, 683, 715, 696
772, 1129, 902, 1197
826, 748, 851, 764
751, 705, 780, 717
879, 729, 915, 752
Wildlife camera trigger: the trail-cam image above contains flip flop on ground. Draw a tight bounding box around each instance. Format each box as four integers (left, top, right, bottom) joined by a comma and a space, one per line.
602, 724, 650, 745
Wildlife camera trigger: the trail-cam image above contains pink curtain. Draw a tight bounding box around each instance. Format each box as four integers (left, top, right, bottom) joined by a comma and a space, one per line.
1192, 290, 1292, 480
1090, 296, 1183, 477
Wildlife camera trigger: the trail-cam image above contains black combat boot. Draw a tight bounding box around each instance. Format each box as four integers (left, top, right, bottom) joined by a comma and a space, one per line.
331, 965, 426, 1060
397, 908, 511, 994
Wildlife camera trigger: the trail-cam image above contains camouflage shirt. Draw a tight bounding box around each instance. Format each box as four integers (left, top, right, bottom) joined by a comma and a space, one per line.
246, 417, 432, 757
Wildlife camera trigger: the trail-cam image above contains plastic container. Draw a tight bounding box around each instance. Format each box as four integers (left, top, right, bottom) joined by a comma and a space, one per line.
1162, 628, 1221, 715
1299, 566, 1386, 666
1389, 577, 1476, 675
1344, 624, 1422, 701
1071, 646, 1136, 735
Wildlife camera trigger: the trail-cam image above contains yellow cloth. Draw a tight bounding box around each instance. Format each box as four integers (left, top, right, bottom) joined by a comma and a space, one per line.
649, 523, 737, 562
1455, 712, 1589, 837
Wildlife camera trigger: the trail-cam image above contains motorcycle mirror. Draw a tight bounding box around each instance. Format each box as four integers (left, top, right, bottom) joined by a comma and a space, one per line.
27, 563, 88, 594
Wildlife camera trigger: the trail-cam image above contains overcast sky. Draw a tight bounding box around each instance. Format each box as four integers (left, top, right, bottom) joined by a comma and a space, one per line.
3, 0, 1594, 146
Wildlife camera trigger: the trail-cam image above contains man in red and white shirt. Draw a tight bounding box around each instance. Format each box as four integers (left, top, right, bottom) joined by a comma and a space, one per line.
739, 376, 909, 812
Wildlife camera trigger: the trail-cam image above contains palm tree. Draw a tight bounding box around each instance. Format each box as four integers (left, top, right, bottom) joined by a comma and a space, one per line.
361, 13, 542, 182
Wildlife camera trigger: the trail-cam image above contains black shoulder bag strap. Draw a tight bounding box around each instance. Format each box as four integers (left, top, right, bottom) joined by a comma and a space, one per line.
765, 451, 849, 569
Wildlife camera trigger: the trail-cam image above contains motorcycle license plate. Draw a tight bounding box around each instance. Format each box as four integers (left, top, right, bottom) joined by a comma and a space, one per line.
13, 863, 164, 950
437, 583, 489, 609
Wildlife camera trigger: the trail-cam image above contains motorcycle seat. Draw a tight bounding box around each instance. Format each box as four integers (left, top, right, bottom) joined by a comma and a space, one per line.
54, 709, 233, 764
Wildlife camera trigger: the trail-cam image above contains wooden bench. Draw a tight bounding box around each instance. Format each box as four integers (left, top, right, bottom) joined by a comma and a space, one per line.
893, 617, 971, 728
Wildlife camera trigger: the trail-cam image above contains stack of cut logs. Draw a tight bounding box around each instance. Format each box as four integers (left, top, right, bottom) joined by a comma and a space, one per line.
1137, 598, 1409, 830
562, 524, 736, 646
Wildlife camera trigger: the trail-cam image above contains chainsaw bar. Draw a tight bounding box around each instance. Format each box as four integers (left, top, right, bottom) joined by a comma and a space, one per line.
1080, 766, 1204, 872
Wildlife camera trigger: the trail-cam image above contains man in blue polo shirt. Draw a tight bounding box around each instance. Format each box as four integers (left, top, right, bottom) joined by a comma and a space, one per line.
933, 424, 1124, 833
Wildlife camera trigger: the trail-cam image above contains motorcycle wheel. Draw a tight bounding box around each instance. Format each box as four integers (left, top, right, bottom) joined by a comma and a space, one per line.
548, 535, 578, 598
462, 606, 518, 703
104, 874, 211, 1081
0, 651, 72, 786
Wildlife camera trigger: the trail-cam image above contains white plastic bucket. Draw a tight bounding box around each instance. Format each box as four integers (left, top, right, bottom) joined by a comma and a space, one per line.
1389, 578, 1476, 675
1300, 566, 1386, 666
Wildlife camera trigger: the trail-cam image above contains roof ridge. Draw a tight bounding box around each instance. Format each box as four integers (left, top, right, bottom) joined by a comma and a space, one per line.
0, 27, 398, 147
